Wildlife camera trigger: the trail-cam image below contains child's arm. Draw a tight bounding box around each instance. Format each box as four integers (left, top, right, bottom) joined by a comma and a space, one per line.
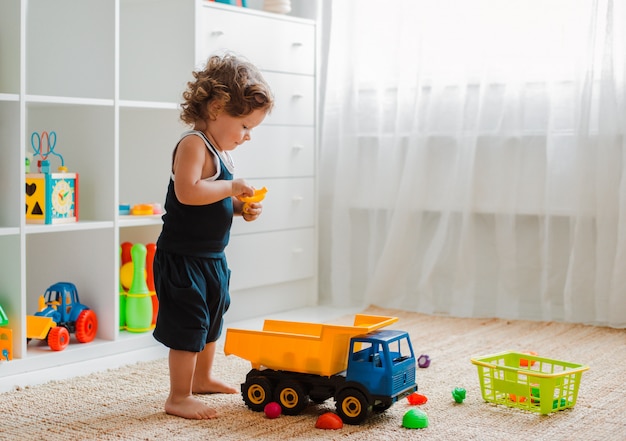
173, 136, 254, 205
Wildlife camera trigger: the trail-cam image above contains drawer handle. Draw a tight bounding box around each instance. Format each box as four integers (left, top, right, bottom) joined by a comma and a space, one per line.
292, 93, 304, 99
292, 41, 303, 47
211, 30, 224, 36
292, 196, 304, 202
292, 144, 305, 151
292, 247, 303, 254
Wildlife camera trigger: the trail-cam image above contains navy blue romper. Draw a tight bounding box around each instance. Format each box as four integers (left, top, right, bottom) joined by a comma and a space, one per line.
153, 130, 234, 352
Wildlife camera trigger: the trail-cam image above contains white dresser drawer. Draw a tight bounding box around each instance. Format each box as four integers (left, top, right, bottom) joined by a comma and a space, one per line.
197, 6, 315, 75
227, 228, 316, 291
231, 177, 315, 235
231, 126, 314, 178
263, 72, 315, 126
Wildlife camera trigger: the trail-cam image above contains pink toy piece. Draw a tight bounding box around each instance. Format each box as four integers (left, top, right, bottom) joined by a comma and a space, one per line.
264, 402, 282, 419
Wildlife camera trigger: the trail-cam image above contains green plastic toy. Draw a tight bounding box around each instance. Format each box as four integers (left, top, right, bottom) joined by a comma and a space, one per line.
402, 408, 429, 429
0, 305, 8, 326
452, 387, 467, 403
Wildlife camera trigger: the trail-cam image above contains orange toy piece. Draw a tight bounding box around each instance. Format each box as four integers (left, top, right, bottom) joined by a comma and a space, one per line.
131, 204, 154, 215
509, 393, 527, 403
237, 186, 268, 203
519, 351, 538, 367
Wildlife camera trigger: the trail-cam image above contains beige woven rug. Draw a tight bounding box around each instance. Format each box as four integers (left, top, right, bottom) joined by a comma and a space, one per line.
1, 305, 624, 440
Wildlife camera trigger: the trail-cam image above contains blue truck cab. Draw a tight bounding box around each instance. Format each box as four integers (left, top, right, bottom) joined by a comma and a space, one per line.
345, 330, 417, 412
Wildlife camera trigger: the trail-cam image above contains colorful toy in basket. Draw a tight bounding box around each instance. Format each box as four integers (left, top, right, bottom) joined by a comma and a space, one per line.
471, 351, 589, 415
25, 131, 79, 224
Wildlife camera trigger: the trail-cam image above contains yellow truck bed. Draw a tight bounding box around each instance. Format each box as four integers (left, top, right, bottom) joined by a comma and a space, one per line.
224, 314, 398, 376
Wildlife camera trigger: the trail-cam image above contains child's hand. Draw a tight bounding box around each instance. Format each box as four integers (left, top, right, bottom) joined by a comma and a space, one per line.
231, 179, 255, 199
242, 201, 263, 222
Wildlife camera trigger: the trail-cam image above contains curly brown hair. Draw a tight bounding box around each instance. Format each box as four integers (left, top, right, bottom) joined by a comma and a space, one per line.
180, 53, 274, 125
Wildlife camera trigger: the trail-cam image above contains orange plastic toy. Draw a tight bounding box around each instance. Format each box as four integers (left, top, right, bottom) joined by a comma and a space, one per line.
519, 351, 538, 367
238, 186, 267, 203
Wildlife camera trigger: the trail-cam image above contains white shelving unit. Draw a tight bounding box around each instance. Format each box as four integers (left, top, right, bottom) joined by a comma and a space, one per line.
0, 0, 317, 392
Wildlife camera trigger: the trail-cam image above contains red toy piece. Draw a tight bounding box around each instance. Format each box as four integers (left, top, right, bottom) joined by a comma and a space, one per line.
407, 392, 428, 405
315, 412, 343, 430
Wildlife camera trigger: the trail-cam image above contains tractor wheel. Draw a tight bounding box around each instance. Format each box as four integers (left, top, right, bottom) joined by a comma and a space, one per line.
75, 309, 98, 343
275, 380, 308, 415
242, 376, 273, 412
48, 326, 70, 351
336, 388, 371, 425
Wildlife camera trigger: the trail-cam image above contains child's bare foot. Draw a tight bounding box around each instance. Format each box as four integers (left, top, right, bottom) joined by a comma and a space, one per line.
192, 377, 238, 395
165, 395, 218, 420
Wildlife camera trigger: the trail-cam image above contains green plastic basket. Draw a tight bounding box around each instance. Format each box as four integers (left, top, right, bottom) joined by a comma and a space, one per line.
471, 351, 589, 415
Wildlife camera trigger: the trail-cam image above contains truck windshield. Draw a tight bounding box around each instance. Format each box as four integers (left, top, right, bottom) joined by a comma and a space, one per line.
351, 341, 383, 366
389, 335, 413, 363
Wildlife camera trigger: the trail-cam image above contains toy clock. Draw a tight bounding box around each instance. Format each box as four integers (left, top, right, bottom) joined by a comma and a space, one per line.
25, 172, 79, 224
26, 130, 79, 224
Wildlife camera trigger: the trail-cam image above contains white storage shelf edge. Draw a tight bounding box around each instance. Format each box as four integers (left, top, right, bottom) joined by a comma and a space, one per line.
0, 0, 317, 390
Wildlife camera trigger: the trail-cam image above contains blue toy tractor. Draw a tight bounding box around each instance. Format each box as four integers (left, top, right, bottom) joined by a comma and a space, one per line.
26, 282, 98, 351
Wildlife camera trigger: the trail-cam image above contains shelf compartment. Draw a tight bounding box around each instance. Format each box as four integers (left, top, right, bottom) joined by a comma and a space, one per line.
26, 0, 115, 99
0, 100, 21, 229
0, 0, 20, 95
27, 104, 115, 223
25, 228, 117, 341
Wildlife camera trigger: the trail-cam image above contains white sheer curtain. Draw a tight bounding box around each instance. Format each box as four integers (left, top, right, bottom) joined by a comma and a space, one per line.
319, 0, 626, 327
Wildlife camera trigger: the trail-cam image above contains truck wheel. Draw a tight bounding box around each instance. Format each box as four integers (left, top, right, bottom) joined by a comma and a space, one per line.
242, 377, 273, 412
75, 309, 98, 343
336, 388, 370, 425
48, 326, 70, 351
275, 380, 308, 415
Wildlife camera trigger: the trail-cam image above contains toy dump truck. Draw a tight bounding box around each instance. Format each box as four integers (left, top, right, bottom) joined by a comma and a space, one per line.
26, 282, 98, 351
224, 314, 417, 424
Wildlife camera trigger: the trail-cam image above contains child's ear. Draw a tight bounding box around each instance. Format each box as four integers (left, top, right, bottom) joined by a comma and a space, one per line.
207, 100, 223, 120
